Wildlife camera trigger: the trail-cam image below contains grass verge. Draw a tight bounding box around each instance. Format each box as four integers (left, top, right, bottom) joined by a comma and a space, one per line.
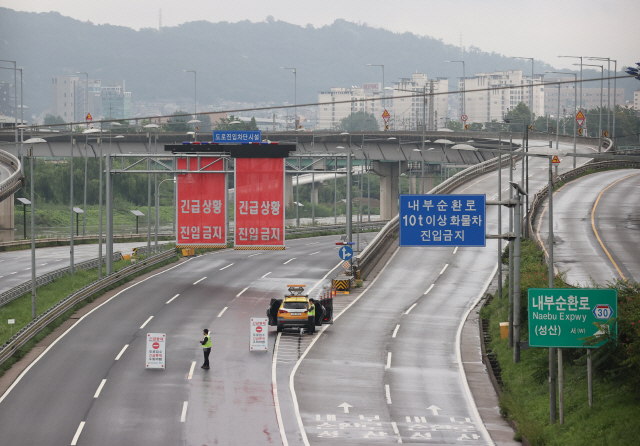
480, 239, 640, 445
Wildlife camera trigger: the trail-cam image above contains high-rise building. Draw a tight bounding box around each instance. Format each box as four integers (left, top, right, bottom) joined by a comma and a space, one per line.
317, 85, 381, 130
543, 76, 624, 116
389, 74, 448, 130
50, 75, 78, 121
101, 81, 131, 120
634, 90, 640, 114
461, 70, 544, 124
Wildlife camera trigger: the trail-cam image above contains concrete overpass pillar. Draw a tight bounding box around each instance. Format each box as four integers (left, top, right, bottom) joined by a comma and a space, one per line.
285, 174, 294, 208
311, 185, 319, 205
0, 194, 15, 241
418, 175, 435, 194
373, 161, 405, 220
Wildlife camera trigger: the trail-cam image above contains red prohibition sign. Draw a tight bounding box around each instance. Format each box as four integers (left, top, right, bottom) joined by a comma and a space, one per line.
152, 342, 160, 349
255, 326, 263, 333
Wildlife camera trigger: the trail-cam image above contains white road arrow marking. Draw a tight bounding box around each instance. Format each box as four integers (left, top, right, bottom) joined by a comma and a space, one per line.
338, 402, 353, 413
427, 405, 442, 416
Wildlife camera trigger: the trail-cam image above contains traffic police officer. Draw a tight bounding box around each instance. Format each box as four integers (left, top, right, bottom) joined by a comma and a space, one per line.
200, 329, 212, 369
307, 301, 315, 335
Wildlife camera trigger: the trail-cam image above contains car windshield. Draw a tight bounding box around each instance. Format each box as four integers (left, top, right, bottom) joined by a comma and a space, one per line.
283, 302, 308, 310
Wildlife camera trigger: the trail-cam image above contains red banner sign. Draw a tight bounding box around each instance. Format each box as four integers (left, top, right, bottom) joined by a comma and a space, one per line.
176, 157, 227, 248
234, 158, 285, 250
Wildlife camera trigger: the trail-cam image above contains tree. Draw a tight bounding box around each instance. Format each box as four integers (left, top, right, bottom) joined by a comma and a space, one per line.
162, 110, 189, 133
214, 115, 258, 130
338, 112, 379, 132
44, 114, 65, 125
446, 120, 462, 131
503, 102, 533, 127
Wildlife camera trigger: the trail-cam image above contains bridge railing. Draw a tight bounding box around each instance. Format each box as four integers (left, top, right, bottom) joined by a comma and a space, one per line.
0, 149, 23, 202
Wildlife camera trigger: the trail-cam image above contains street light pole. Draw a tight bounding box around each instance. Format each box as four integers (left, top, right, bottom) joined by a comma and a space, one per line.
513, 57, 535, 124
281, 68, 297, 129
547, 71, 578, 168
70, 134, 74, 275
580, 63, 604, 151
559, 56, 583, 112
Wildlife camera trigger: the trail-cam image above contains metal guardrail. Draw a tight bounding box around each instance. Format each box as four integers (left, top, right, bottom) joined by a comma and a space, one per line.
0, 149, 22, 202
0, 249, 176, 367
357, 150, 522, 278
0, 252, 123, 309
527, 158, 640, 257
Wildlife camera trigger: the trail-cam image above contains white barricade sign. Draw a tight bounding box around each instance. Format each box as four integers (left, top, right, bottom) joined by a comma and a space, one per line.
250, 318, 268, 351
146, 333, 166, 369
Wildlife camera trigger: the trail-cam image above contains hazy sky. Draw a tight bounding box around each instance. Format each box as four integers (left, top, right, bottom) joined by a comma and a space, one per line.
2, 0, 637, 70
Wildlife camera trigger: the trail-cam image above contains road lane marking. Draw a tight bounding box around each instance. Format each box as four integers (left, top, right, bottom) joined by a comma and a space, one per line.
193, 276, 207, 284
115, 344, 129, 360
166, 294, 180, 304
391, 421, 402, 443
405, 303, 417, 314
40, 263, 47, 266
385, 352, 392, 370
188, 361, 196, 380
305, 242, 320, 245
439, 264, 449, 275
248, 253, 262, 257
283, 258, 295, 264
71, 421, 85, 445
94, 379, 107, 398
272, 333, 289, 446
237, 287, 249, 297
423, 284, 434, 295
10, 272, 16, 274
219, 263, 234, 270
0, 258, 194, 405
261, 272, 271, 278
392, 325, 400, 338
217, 307, 228, 317
385, 384, 392, 404
139, 316, 153, 329
180, 401, 188, 422
453, 247, 458, 254
455, 262, 498, 445
289, 247, 400, 446
309, 251, 321, 255
590, 172, 640, 282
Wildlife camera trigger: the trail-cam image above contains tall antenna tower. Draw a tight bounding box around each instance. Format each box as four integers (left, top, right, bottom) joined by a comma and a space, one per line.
159, 9, 162, 33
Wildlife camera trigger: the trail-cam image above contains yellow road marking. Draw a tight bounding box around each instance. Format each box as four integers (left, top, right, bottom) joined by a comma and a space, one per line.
590, 172, 640, 282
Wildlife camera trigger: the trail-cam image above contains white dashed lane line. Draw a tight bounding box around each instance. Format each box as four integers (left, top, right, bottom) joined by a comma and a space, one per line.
385, 352, 392, 370
193, 276, 207, 285
423, 284, 434, 295
217, 307, 228, 317
139, 316, 153, 329
71, 421, 85, 445
261, 272, 271, 278
392, 325, 400, 338
115, 344, 129, 360
219, 263, 233, 270
385, 384, 392, 404
248, 253, 262, 257
283, 258, 295, 264
166, 294, 180, 304
236, 287, 248, 297
440, 264, 449, 275
187, 361, 196, 380
180, 402, 188, 422
309, 251, 321, 256
453, 247, 458, 254
93, 379, 107, 398
405, 303, 417, 315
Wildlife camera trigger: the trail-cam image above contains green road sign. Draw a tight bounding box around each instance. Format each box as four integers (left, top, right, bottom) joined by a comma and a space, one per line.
528, 288, 617, 348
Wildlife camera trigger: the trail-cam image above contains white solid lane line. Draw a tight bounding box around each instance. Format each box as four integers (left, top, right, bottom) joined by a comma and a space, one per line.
71, 421, 85, 445
392, 325, 400, 338
219, 263, 233, 270
440, 264, 449, 275
261, 272, 271, 278
188, 361, 196, 380
94, 379, 107, 398
385, 384, 392, 404
248, 253, 262, 257
193, 276, 207, 284
309, 251, 321, 255
453, 246, 458, 254
236, 287, 248, 297
217, 307, 228, 317
385, 352, 392, 370
405, 303, 417, 314
423, 284, 435, 295
166, 294, 180, 304
139, 316, 153, 329
283, 258, 296, 264
115, 344, 129, 360
180, 401, 188, 422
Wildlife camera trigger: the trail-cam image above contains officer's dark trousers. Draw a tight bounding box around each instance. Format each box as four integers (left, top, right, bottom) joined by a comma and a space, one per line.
203, 347, 211, 367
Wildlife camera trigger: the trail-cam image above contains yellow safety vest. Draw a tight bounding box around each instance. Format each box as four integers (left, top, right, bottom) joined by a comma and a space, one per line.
202, 335, 212, 348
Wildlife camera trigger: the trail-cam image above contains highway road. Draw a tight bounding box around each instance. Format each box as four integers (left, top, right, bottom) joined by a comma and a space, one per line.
0, 233, 376, 445
0, 158, 13, 183
536, 168, 640, 286
289, 142, 596, 445
0, 241, 169, 295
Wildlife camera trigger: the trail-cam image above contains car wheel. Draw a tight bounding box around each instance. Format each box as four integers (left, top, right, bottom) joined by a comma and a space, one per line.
277, 324, 283, 333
